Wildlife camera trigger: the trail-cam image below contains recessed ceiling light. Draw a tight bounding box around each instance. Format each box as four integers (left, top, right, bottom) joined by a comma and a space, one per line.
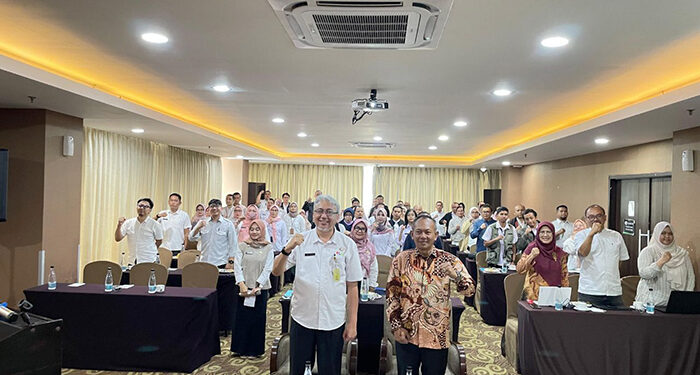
541, 36, 569, 48
131, 128, 144, 134
501, 161, 511, 166
594, 137, 610, 145
297, 132, 307, 138
493, 89, 513, 97
373, 136, 383, 141
418, 164, 425, 168
212, 84, 231, 92
480, 167, 487, 172
329, 161, 336, 165
438, 135, 449, 141
236, 155, 244, 159
311, 143, 320, 147
272, 117, 285, 124
453, 121, 468, 127
428, 145, 437, 150
141, 32, 168, 44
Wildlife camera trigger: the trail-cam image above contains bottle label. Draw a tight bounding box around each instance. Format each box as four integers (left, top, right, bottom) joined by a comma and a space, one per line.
105, 284, 113, 292
48, 282, 57, 290
149, 285, 156, 293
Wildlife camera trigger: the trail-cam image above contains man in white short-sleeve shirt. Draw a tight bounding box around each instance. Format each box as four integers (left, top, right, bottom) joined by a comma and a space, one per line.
115, 198, 163, 264
573, 204, 629, 308
156, 193, 191, 251
272, 194, 363, 375
552, 204, 574, 248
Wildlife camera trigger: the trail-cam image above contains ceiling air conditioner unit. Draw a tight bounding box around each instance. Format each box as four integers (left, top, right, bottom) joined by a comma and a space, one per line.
268, 0, 454, 49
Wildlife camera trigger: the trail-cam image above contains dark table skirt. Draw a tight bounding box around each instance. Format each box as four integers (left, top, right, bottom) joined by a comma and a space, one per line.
517, 301, 700, 375
24, 283, 220, 373
478, 268, 516, 326
457, 252, 477, 308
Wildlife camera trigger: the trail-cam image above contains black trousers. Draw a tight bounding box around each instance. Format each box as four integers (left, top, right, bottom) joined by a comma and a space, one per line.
578, 293, 625, 309
395, 342, 448, 375
289, 319, 344, 375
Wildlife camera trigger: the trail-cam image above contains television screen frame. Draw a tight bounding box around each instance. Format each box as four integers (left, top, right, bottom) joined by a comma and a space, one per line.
0, 148, 7, 222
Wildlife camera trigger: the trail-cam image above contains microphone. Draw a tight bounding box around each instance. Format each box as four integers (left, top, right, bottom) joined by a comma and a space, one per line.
0, 304, 18, 323
17, 299, 33, 325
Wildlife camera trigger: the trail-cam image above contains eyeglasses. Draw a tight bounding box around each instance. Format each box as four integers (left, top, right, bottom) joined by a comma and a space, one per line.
313, 209, 338, 216
353, 227, 367, 232
586, 214, 604, 220
137, 205, 151, 209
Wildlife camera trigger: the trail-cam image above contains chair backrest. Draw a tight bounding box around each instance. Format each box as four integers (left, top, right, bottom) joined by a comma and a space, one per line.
157, 247, 173, 268
376, 255, 393, 288
621, 275, 641, 306
130, 263, 168, 286
185, 238, 198, 250
568, 273, 580, 301
177, 250, 202, 269
476, 251, 487, 269
83, 260, 122, 285
504, 273, 526, 319
182, 262, 219, 288
469, 244, 476, 255
513, 252, 522, 265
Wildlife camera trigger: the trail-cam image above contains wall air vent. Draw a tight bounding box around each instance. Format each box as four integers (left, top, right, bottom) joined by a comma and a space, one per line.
350, 141, 396, 148
268, 0, 453, 49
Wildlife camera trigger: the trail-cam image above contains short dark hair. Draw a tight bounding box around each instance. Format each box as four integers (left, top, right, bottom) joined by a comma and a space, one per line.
226, 193, 234, 198
584, 204, 606, 217
169, 193, 182, 201
137, 198, 154, 209
376, 194, 384, 199
436, 200, 443, 205
523, 208, 538, 217
208, 199, 222, 207
481, 203, 492, 211
282, 192, 290, 198
556, 204, 568, 211
233, 192, 241, 197
351, 197, 360, 203
392, 205, 402, 212
496, 206, 509, 215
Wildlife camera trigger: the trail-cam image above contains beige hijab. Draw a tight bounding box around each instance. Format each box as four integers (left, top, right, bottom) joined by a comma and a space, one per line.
647, 221, 689, 289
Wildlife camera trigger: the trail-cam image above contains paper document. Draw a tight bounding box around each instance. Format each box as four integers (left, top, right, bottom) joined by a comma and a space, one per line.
68, 283, 85, 287
244, 296, 256, 307
537, 286, 572, 306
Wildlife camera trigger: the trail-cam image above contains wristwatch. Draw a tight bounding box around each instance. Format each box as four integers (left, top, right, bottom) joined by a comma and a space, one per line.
281, 246, 291, 256
228, 259, 235, 265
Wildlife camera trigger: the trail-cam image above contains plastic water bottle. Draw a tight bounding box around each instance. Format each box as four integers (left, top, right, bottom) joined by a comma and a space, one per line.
303, 361, 312, 375
360, 277, 369, 302
645, 288, 655, 314
105, 267, 114, 292
120, 252, 127, 271
148, 269, 157, 294
195, 254, 201, 263
406, 366, 413, 375
155, 253, 160, 265
501, 263, 508, 273
48, 266, 57, 290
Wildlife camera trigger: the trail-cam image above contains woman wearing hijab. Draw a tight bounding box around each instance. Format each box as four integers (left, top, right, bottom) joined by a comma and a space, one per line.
232, 205, 244, 234
562, 219, 587, 271
635, 221, 695, 306
370, 207, 399, 257
350, 219, 378, 289
516, 221, 569, 300
448, 205, 467, 248
340, 208, 355, 232
238, 204, 260, 243
283, 202, 309, 235
266, 205, 288, 252
191, 203, 206, 227
231, 219, 274, 358
460, 206, 481, 252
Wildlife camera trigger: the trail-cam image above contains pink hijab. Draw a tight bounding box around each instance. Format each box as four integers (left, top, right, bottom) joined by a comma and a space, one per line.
267, 206, 282, 243
238, 204, 260, 242
350, 219, 376, 277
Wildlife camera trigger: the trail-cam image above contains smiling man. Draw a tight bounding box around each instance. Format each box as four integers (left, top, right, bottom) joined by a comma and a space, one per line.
271, 194, 362, 375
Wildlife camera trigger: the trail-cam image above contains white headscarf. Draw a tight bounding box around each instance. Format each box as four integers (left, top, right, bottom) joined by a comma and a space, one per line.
647, 221, 689, 289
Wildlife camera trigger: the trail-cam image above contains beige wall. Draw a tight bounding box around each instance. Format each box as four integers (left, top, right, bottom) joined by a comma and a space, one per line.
502, 140, 673, 221
221, 158, 249, 203
0, 109, 83, 305
670, 127, 700, 290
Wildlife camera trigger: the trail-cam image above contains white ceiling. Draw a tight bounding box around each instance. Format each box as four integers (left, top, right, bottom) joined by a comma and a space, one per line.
0, 0, 699, 166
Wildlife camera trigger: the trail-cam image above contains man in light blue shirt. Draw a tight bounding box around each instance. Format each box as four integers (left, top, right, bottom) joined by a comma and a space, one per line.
470, 204, 495, 252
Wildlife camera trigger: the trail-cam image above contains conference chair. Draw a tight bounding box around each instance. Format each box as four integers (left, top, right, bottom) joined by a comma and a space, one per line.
475, 251, 487, 269
157, 247, 173, 269
513, 252, 522, 265
182, 262, 219, 288
177, 250, 202, 269
503, 272, 526, 372
185, 238, 198, 250
474, 251, 487, 313
130, 263, 168, 286
270, 315, 358, 375
379, 310, 466, 375
469, 244, 476, 255
621, 275, 641, 306
376, 255, 393, 288
83, 260, 122, 285
568, 273, 580, 302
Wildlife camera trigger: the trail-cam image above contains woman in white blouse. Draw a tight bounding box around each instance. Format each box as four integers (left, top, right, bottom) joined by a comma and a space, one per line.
460, 206, 481, 252
635, 221, 695, 306
282, 202, 309, 235
448, 205, 467, 247
370, 207, 399, 257
397, 208, 417, 249
265, 205, 289, 253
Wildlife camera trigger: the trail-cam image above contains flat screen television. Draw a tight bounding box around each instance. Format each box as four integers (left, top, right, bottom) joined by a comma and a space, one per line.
0, 149, 7, 222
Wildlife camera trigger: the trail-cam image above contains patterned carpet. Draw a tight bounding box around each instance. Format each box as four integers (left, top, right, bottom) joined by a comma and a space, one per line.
61, 287, 517, 375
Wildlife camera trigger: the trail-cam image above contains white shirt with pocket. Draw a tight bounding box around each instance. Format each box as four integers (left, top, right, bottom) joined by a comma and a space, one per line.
553, 219, 574, 249
157, 210, 191, 251
188, 217, 239, 267
285, 229, 364, 330
121, 217, 163, 264
574, 228, 629, 296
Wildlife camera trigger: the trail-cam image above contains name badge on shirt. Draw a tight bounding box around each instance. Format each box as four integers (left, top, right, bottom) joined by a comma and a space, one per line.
245, 251, 253, 255
304, 252, 316, 257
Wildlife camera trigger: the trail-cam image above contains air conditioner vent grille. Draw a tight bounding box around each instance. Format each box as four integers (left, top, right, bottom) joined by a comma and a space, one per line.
312, 14, 408, 44
350, 141, 396, 149
316, 1, 403, 7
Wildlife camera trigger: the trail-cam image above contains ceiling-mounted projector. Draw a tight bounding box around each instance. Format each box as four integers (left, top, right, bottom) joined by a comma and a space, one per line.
352, 89, 388, 124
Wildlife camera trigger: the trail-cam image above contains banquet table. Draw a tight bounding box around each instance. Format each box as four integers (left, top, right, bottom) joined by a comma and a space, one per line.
517, 301, 700, 375
121, 268, 238, 331
478, 268, 516, 325
24, 283, 220, 373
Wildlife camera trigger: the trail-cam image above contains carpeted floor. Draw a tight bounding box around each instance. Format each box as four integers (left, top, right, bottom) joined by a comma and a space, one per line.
61, 287, 517, 375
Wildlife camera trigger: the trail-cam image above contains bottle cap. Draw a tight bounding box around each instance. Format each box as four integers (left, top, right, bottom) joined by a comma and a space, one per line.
107, 267, 111, 270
